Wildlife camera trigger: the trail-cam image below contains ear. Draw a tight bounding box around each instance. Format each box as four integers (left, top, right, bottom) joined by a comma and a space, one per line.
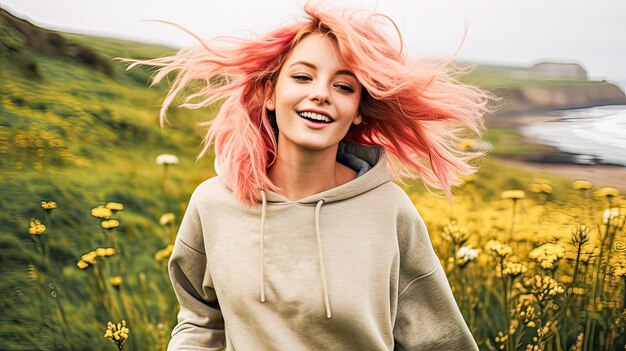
352, 114, 362, 126
266, 97, 275, 111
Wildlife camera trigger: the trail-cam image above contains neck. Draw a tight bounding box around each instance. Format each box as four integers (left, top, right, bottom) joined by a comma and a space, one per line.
267, 141, 354, 201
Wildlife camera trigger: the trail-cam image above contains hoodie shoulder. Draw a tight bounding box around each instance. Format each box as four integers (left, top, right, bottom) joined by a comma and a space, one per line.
188, 176, 234, 207
380, 181, 421, 218
193, 176, 223, 194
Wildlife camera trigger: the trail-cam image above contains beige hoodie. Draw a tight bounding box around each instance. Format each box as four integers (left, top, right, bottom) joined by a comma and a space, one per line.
168, 142, 478, 350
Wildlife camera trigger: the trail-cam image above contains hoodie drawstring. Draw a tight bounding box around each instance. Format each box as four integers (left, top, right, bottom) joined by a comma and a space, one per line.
258, 189, 332, 319
259, 189, 267, 303
314, 199, 332, 318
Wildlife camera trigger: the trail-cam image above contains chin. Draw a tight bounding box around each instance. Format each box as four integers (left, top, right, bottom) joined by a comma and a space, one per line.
297, 143, 336, 152
291, 138, 340, 152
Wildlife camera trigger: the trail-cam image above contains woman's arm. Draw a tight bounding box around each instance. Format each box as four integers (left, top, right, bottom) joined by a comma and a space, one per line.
167, 193, 225, 351
393, 203, 478, 351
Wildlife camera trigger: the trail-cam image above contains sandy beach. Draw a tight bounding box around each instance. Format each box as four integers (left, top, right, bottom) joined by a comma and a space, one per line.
487, 112, 626, 191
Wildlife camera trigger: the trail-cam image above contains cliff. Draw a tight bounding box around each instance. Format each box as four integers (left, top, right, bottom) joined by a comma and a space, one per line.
491, 82, 626, 115
0, 7, 113, 77
465, 62, 626, 116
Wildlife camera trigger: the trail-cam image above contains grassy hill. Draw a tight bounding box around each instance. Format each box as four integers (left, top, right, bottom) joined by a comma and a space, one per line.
1, 8, 215, 350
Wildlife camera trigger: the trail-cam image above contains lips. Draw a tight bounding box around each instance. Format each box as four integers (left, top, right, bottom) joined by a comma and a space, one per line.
297, 111, 333, 123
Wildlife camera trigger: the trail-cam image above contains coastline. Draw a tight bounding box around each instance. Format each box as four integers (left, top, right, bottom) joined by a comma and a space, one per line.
487, 111, 626, 191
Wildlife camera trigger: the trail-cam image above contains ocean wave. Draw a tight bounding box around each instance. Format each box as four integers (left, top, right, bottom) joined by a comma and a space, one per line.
521, 106, 626, 166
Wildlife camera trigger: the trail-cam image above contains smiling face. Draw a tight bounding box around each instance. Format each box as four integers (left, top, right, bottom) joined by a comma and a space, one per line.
266, 33, 362, 153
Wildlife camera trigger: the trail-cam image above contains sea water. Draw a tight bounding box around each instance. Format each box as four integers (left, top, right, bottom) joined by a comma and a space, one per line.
520, 105, 626, 166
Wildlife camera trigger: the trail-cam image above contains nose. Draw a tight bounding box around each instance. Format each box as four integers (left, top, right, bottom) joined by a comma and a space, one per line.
308, 81, 330, 104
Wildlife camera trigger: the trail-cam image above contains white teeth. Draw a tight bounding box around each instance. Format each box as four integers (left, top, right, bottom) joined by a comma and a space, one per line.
298, 111, 332, 123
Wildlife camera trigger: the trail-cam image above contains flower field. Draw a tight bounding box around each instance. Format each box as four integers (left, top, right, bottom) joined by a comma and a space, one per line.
12, 157, 626, 350
413, 175, 626, 350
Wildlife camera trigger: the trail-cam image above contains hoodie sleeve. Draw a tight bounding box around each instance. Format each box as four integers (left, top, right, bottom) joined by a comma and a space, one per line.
393, 206, 478, 351
167, 193, 225, 351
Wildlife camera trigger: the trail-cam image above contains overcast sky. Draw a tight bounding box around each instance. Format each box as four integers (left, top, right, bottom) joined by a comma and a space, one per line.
2, 0, 625, 81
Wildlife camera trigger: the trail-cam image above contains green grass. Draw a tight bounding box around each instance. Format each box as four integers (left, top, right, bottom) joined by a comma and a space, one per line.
461, 71, 598, 88
483, 126, 550, 157
459, 64, 602, 88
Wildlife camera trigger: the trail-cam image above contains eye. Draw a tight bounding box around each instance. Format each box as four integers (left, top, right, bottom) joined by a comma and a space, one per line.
335, 84, 354, 93
292, 74, 311, 82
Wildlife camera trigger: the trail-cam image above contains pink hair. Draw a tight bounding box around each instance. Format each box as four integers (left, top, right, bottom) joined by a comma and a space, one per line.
121, 3, 491, 207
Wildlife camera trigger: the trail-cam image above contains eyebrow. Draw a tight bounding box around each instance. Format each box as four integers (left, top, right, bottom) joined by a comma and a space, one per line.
289, 61, 357, 79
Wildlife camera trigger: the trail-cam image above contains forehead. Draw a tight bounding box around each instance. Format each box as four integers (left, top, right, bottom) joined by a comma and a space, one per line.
285, 33, 349, 70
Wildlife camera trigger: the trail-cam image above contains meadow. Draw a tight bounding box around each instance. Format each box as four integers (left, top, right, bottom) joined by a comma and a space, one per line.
1, 13, 625, 351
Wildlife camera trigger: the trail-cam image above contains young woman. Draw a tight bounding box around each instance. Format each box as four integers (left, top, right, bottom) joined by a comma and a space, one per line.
127, 3, 488, 350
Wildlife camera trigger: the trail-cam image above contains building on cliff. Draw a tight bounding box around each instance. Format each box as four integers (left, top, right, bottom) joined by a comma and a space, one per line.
530, 62, 588, 80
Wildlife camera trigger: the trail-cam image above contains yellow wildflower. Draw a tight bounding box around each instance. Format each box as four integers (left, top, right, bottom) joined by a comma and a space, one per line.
528, 243, 566, 270
540, 183, 553, 194
524, 275, 564, 302
594, 187, 620, 198
40, 201, 57, 211
105, 202, 124, 212
96, 247, 116, 257
100, 219, 120, 230
528, 183, 542, 194
104, 320, 130, 348
76, 260, 89, 269
110, 276, 123, 287
529, 182, 553, 195
572, 179, 592, 190
81, 251, 97, 264
486, 240, 513, 258
502, 261, 527, 277
501, 190, 526, 200
159, 213, 176, 226
155, 244, 174, 261
91, 205, 112, 220
559, 275, 573, 284
515, 296, 537, 327
536, 320, 558, 338
494, 330, 508, 345
441, 221, 470, 245
28, 219, 46, 235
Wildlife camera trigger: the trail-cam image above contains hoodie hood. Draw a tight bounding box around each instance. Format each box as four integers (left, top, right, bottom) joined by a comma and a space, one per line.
218, 141, 393, 205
